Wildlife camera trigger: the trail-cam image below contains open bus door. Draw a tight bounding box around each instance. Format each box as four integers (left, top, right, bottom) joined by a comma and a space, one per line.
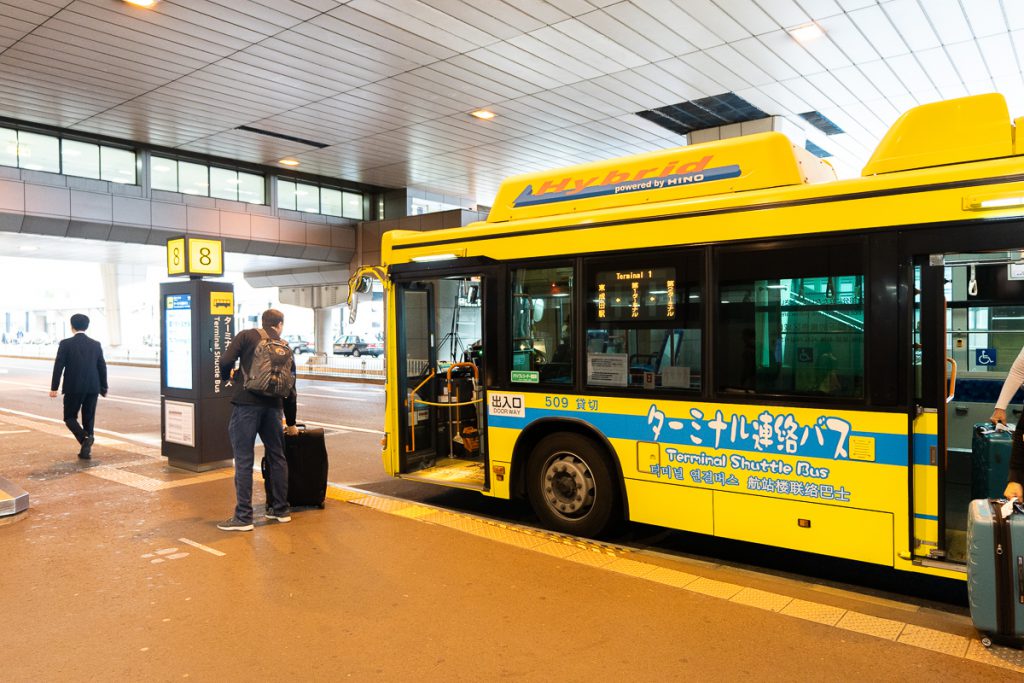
390, 263, 500, 491
912, 247, 1024, 568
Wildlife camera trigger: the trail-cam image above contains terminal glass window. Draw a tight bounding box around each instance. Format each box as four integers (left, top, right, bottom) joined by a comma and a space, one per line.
151, 157, 263, 203
237, 172, 265, 204
717, 241, 865, 400
151, 157, 177, 191
209, 166, 238, 200
585, 250, 703, 391
296, 182, 320, 213
321, 187, 342, 216
277, 180, 297, 210
17, 132, 60, 173
511, 265, 573, 384
178, 161, 209, 196
62, 140, 100, 178
276, 178, 364, 219
0, 128, 16, 167
100, 147, 136, 184
0, 128, 137, 183
343, 192, 362, 220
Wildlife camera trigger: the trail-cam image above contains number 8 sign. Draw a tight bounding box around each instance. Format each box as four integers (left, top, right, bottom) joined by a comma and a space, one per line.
166, 237, 224, 277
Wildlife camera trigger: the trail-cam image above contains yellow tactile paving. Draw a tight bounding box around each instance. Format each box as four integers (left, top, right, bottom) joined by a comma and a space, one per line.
897, 624, 971, 658
605, 557, 660, 579
730, 587, 793, 613
644, 567, 700, 588
468, 522, 549, 549
325, 484, 1007, 672
566, 547, 619, 569
350, 495, 414, 514
325, 487, 367, 503
964, 639, 1024, 673
532, 540, 588, 559
389, 504, 439, 520
836, 611, 906, 641
685, 577, 744, 600
779, 598, 847, 627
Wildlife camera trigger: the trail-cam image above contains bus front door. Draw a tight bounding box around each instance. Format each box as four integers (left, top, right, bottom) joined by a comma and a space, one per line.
395, 272, 489, 490
914, 249, 1024, 567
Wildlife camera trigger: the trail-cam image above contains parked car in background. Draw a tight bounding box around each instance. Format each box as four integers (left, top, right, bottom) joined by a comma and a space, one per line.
283, 335, 314, 354
332, 334, 383, 357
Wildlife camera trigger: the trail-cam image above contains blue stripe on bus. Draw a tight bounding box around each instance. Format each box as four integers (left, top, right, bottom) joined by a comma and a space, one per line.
488, 408, 910, 466
913, 433, 937, 466
914, 513, 939, 521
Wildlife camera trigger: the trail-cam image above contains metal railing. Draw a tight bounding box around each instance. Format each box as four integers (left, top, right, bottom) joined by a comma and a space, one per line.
1, 344, 385, 382
298, 352, 384, 380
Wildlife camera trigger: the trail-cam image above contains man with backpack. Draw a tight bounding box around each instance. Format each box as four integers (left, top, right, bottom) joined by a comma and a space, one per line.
217, 308, 298, 532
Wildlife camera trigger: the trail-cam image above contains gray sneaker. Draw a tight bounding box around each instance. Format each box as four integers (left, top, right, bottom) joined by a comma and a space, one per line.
217, 517, 253, 531
265, 508, 291, 523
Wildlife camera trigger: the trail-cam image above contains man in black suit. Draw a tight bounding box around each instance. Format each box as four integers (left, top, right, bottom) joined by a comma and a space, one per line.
49, 313, 108, 459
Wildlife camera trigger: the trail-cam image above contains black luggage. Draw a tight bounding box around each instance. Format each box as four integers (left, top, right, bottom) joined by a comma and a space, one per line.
262, 425, 328, 508
971, 423, 1014, 499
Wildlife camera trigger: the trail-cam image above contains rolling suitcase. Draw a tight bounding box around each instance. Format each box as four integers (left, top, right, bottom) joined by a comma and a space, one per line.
971, 424, 1014, 500
262, 424, 329, 508
966, 498, 1024, 647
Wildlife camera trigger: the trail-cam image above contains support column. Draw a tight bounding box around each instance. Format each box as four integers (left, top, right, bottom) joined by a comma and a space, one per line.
314, 307, 333, 357
100, 263, 122, 348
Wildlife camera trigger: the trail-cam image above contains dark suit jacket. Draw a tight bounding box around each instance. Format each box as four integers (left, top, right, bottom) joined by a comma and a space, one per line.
51, 333, 108, 395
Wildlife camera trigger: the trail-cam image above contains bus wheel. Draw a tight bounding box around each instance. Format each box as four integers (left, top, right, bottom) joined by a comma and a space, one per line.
527, 433, 616, 537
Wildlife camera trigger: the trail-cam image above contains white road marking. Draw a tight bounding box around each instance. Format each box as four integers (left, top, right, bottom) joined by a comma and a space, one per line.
179, 538, 226, 557
0, 379, 160, 406
298, 392, 369, 402
110, 375, 160, 383
0, 429, 31, 434
318, 386, 384, 395
302, 419, 384, 435
0, 406, 165, 446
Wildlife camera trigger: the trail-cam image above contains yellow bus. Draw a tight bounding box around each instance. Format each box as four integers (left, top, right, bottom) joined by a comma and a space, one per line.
367, 93, 1024, 580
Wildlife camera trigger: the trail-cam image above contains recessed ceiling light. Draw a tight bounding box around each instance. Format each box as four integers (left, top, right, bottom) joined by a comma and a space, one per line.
789, 23, 824, 43
470, 110, 496, 120
279, 159, 300, 167
123, 0, 159, 7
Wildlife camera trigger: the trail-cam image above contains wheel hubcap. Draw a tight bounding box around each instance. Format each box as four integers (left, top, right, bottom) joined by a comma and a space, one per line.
542, 451, 595, 519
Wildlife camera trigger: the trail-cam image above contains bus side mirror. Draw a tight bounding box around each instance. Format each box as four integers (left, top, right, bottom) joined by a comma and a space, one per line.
354, 275, 373, 294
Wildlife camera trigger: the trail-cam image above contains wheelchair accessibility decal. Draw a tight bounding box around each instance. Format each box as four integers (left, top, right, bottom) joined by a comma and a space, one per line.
975, 348, 997, 366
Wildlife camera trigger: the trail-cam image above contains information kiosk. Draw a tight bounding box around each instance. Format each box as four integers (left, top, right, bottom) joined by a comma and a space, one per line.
160, 237, 235, 471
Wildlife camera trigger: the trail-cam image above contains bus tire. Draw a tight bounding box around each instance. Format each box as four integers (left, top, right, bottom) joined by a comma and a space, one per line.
527, 432, 617, 537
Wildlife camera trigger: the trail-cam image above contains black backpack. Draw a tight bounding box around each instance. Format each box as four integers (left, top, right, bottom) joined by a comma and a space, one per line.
242, 329, 295, 398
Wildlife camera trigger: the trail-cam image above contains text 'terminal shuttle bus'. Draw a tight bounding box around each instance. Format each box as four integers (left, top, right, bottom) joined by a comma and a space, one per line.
368, 94, 1024, 580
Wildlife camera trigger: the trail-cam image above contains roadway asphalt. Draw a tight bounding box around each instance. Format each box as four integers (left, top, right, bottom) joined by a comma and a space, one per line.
1, 356, 1021, 679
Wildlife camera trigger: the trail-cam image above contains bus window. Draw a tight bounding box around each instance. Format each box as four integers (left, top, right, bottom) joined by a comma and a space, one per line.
511, 265, 573, 384
717, 241, 865, 400
585, 250, 703, 391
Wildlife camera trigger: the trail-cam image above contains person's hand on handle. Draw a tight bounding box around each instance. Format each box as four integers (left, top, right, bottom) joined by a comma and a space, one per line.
990, 408, 1007, 426
48, 390, 57, 398
1005, 482, 1024, 501
284, 424, 299, 437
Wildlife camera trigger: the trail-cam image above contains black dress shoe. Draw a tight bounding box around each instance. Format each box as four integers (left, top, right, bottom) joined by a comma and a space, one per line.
79, 434, 94, 459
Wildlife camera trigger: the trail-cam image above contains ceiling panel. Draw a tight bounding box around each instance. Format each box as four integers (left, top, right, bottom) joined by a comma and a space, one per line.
0, 0, 1019, 208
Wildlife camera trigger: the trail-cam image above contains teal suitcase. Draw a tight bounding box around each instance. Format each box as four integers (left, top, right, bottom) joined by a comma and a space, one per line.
967, 499, 1024, 647
972, 424, 1014, 500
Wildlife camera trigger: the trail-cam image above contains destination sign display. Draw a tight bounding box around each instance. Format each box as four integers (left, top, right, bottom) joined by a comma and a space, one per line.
594, 267, 677, 321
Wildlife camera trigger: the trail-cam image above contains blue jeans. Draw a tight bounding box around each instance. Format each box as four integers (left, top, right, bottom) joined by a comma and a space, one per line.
227, 404, 288, 524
